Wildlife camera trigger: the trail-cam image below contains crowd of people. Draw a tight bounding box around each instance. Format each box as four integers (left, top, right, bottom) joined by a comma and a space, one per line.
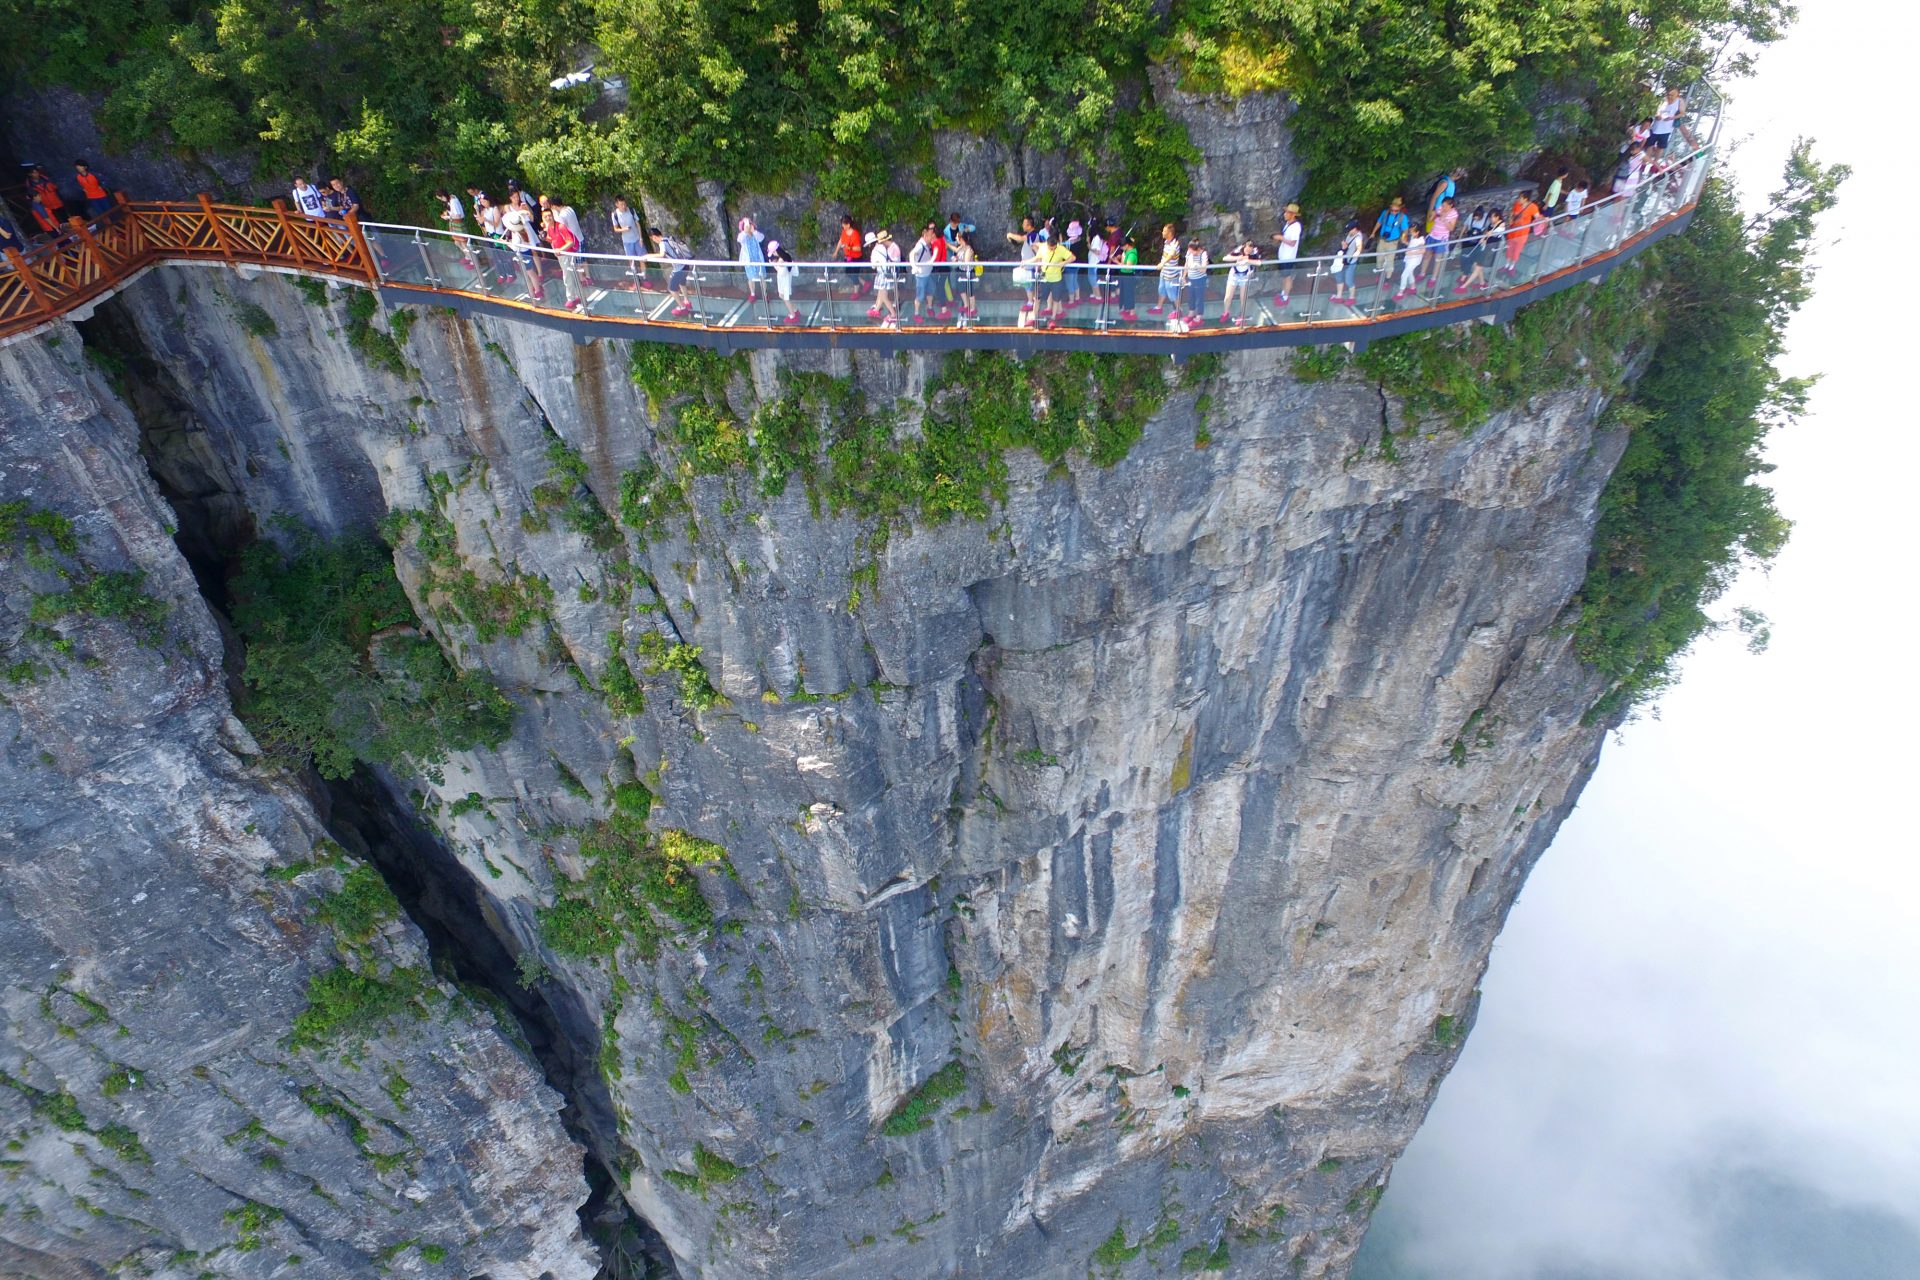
6, 85, 1699, 334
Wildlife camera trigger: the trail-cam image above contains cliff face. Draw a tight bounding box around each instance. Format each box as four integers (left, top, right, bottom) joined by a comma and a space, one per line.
0, 331, 595, 1279
1, 258, 1625, 1279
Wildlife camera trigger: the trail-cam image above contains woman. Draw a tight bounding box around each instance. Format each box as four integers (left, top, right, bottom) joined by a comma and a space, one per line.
867, 228, 899, 327
1220, 241, 1257, 325
1062, 220, 1087, 306
951, 230, 979, 322
737, 216, 768, 302
543, 208, 583, 310
1152, 224, 1183, 315
1422, 197, 1457, 288
1272, 203, 1303, 306
1182, 237, 1210, 328
1454, 211, 1504, 292
1332, 219, 1365, 307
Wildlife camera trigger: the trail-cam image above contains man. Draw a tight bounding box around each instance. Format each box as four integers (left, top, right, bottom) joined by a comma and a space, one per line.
26, 165, 64, 233
290, 177, 326, 219
324, 177, 362, 219
649, 225, 695, 317
1649, 86, 1691, 153
73, 161, 113, 219
611, 196, 642, 280
1373, 196, 1408, 284
908, 224, 939, 322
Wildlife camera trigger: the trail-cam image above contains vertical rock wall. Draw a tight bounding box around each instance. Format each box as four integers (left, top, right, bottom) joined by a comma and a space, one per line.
0, 263, 1634, 1280
0, 328, 597, 1280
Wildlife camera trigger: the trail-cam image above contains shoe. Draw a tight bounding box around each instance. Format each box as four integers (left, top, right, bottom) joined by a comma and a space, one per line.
1452, 280, 1468, 294
867, 306, 882, 318
566, 299, 582, 311
786, 311, 800, 324
1148, 305, 1163, 315
1120, 310, 1137, 322
911, 314, 925, 324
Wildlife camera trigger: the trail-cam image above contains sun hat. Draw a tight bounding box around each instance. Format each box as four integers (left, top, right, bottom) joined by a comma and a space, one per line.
864, 231, 877, 245
766, 240, 780, 254
876, 228, 892, 242
1067, 220, 1083, 237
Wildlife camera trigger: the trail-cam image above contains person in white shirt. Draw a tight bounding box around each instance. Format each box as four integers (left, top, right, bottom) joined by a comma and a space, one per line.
1648, 87, 1689, 154
867, 229, 899, 326
1271, 202, 1303, 306
290, 178, 325, 219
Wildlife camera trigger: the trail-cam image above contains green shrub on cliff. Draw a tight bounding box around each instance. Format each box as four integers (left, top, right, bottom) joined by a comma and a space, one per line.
1573, 145, 1844, 720
229, 530, 515, 780
538, 813, 731, 960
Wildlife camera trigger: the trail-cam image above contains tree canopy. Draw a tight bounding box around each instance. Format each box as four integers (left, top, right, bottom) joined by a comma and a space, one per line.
1, 0, 1790, 227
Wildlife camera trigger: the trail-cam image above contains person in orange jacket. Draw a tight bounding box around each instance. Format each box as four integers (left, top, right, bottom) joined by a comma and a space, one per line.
73, 161, 113, 218
25, 165, 63, 233
1504, 191, 1542, 276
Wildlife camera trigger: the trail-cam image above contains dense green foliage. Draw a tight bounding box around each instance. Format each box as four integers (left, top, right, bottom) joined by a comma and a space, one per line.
879, 1058, 968, 1135
538, 813, 731, 961
1572, 145, 1841, 719
1164, 0, 1788, 203
0, 0, 1783, 226
1305, 147, 1838, 719
625, 344, 1174, 549
228, 531, 515, 779
288, 963, 433, 1051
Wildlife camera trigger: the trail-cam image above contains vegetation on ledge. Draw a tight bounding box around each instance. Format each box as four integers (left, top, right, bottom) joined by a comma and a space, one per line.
538, 812, 732, 962
229, 530, 516, 781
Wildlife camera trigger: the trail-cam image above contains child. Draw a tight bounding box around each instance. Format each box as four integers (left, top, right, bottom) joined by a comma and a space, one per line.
768, 240, 798, 323
1393, 225, 1427, 301
1115, 234, 1139, 321
1220, 241, 1257, 325
1565, 176, 1590, 219
1182, 238, 1210, 327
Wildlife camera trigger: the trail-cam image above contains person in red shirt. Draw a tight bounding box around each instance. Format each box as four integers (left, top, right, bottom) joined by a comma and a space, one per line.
73, 161, 112, 218
837, 215, 866, 296
1504, 193, 1542, 276
543, 208, 583, 310
26, 166, 63, 233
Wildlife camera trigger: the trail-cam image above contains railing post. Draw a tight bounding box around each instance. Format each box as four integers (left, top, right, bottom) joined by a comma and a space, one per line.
5, 246, 56, 320
113, 192, 138, 255
271, 198, 318, 272
66, 215, 108, 281
343, 209, 381, 285
199, 193, 242, 264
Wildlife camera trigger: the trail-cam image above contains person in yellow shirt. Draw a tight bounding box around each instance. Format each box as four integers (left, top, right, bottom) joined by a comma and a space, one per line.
1037, 229, 1075, 329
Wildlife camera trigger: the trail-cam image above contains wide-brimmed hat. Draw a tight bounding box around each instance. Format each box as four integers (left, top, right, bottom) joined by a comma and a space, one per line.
875, 229, 892, 242
1067, 220, 1083, 237
766, 240, 780, 255
864, 231, 877, 245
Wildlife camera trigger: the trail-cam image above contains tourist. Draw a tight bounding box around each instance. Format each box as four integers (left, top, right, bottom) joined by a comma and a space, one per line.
736, 215, 769, 303
1393, 223, 1427, 300
1092, 218, 1121, 305
26, 166, 64, 233
1565, 176, 1590, 219
1272, 202, 1303, 306
1006, 214, 1040, 255
1013, 228, 1042, 321
909, 224, 939, 323
1612, 142, 1646, 196
543, 208, 583, 310
0, 210, 23, 256
1115, 233, 1139, 321
73, 161, 112, 219
551, 196, 584, 246
649, 225, 695, 316
436, 188, 475, 269
942, 212, 975, 256
1182, 237, 1210, 327
951, 230, 979, 322
324, 177, 362, 220
1423, 197, 1458, 286
838, 216, 866, 294
503, 201, 540, 297
1426, 169, 1459, 230
290, 177, 326, 220
768, 239, 798, 323
611, 196, 641, 264
1220, 241, 1257, 325
1649, 87, 1689, 153
1503, 189, 1541, 275
477, 196, 516, 285
1540, 167, 1568, 236
1454, 210, 1504, 292
868, 229, 900, 326
1373, 196, 1408, 286
1153, 224, 1183, 315
1039, 228, 1074, 328
1332, 219, 1365, 307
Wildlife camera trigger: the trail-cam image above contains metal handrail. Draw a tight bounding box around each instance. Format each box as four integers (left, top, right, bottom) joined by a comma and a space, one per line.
0, 89, 1719, 350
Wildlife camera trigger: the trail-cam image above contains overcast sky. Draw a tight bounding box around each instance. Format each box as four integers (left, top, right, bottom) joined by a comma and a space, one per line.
1352, 3, 1920, 1276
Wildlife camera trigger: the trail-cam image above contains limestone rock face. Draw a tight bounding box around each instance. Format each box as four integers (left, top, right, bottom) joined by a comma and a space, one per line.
0, 263, 1631, 1280
0, 332, 596, 1280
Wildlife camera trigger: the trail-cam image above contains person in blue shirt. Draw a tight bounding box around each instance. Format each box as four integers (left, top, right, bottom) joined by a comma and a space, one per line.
1426, 170, 1460, 230
1373, 196, 1409, 285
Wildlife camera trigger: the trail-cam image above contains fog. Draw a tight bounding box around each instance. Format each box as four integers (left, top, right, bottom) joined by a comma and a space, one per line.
1351, 3, 1920, 1276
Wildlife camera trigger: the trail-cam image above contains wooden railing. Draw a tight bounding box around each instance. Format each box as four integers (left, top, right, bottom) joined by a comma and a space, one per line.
1, 195, 377, 342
